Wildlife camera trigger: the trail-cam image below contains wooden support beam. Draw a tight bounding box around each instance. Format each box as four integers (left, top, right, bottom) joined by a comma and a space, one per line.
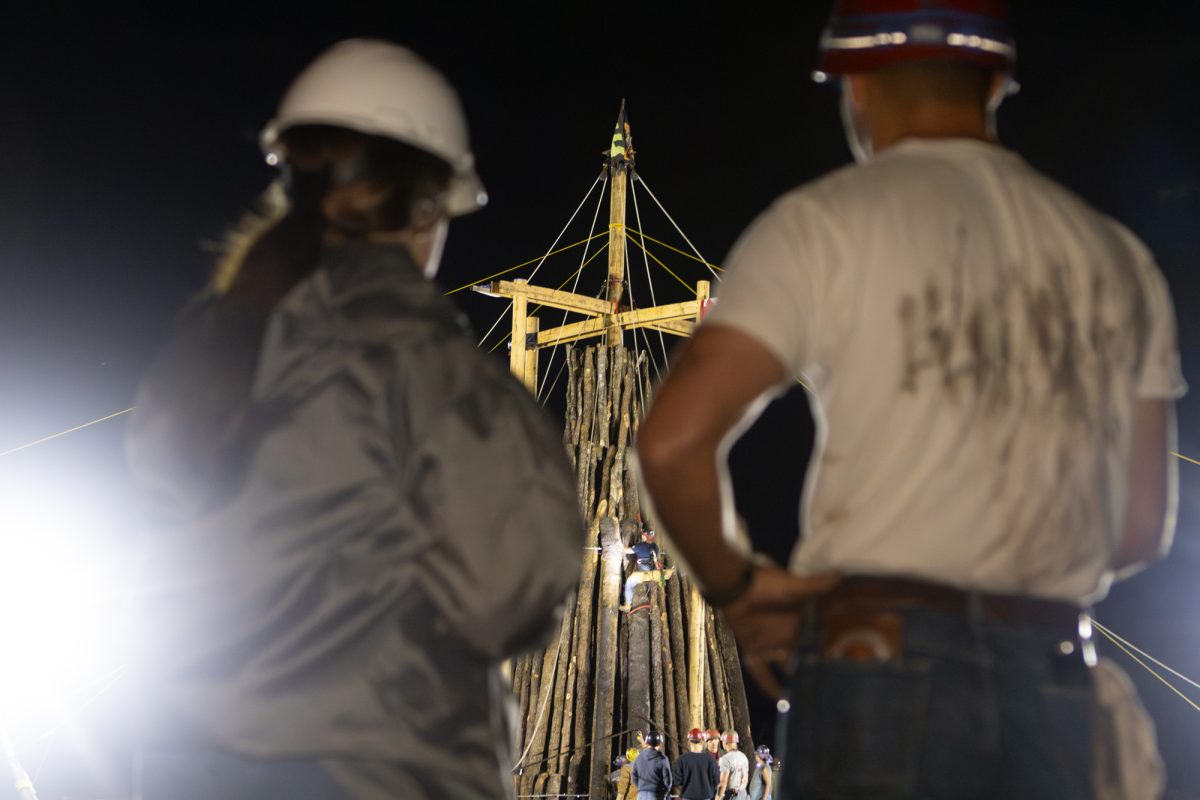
537, 300, 702, 348
474, 280, 610, 316
523, 316, 539, 393
644, 320, 695, 338
510, 289, 528, 383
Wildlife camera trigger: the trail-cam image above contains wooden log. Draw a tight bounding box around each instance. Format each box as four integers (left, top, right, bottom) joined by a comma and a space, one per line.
625, 579, 653, 743
686, 577, 706, 729
703, 624, 717, 732
609, 354, 635, 513
513, 653, 531, 740
707, 607, 732, 734
565, 517, 601, 795
545, 590, 576, 779
589, 515, 623, 799
649, 581, 672, 762
576, 348, 597, 517
665, 566, 690, 743
521, 623, 564, 798
657, 578, 686, 762
522, 643, 545, 759
716, 612, 755, 753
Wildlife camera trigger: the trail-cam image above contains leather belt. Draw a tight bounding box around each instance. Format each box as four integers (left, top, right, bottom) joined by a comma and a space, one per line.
818, 575, 1086, 630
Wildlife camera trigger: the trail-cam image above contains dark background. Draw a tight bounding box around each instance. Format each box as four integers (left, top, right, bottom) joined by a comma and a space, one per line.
0, 2, 1197, 797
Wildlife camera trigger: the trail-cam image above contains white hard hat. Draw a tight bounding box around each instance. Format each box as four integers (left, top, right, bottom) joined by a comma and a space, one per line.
261, 39, 487, 216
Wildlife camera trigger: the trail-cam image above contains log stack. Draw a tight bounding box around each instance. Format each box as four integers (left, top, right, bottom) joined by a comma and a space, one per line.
511, 343, 753, 799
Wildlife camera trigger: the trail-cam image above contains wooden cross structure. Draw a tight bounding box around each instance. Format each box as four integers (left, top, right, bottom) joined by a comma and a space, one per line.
473, 101, 711, 393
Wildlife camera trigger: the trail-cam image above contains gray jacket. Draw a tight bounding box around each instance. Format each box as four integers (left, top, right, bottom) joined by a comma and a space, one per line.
127, 242, 583, 797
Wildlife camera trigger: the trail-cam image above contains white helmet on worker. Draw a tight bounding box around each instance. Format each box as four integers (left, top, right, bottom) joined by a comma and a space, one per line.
261, 38, 487, 217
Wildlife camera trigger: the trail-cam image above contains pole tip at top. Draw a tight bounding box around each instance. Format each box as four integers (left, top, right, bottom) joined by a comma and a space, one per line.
609, 99, 632, 165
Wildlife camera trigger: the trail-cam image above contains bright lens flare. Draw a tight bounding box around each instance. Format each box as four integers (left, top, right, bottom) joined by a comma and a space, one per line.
0, 483, 134, 721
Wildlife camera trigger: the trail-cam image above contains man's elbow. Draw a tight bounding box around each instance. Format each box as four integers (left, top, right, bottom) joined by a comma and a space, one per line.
1114, 502, 1174, 574
636, 417, 711, 481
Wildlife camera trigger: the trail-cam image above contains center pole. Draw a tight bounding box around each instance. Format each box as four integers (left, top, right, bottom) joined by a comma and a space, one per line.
605, 101, 632, 344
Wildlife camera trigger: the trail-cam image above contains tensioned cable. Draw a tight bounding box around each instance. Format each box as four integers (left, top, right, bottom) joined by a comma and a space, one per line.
1173, 451, 1199, 467
444, 231, 608, 296
1087, 617, 1200, 693
1092, 624, 1200, 713
0, 407, 135, 459
633, 174, 719, 281
621, 245, 653, 415
478, 173, 606, 348
629, 179, 669, 374
626, 228, 722, 273
625, 236, 695, 295
537, 175, 610, 402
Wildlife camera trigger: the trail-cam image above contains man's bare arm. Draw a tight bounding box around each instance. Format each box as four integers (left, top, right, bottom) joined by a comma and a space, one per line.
1113, 398, 1178, 578
637, 324, 787, 593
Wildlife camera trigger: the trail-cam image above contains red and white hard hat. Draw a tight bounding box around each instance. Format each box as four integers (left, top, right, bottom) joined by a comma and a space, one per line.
814, 0, 1015, 82
687, 728, 706, 743
705, 728, 721, 741
262, 39, 487, 216
720, 730, 740, 745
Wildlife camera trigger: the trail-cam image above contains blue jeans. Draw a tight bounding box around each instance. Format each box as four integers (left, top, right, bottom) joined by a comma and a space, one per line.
776, 600, 1095, 799
140, 745, 353, 799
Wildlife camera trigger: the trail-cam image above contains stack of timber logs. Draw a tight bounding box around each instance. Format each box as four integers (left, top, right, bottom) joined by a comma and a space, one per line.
510, 343, 753, 799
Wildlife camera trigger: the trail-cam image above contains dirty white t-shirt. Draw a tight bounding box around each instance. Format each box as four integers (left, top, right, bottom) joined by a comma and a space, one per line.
707, 138, 1186, 603
720, 749, 751, 791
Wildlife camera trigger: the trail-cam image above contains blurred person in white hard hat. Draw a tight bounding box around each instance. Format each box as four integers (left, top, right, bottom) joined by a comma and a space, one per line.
126, 39, 583, 799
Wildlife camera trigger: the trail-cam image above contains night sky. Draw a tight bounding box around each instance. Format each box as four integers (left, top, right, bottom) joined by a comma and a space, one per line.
1, 2, 1198, 797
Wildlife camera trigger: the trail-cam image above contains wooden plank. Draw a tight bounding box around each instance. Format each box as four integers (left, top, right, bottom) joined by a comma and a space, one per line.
536, 300, 702, 348
645, 319, 695, 338
510, 291, 528, 382
523, 316, 539, 394
474, 279, 610, 316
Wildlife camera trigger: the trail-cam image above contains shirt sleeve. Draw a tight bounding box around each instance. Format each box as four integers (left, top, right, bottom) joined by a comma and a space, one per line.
704, 194, 829, 378
1134, 258, 1187, 399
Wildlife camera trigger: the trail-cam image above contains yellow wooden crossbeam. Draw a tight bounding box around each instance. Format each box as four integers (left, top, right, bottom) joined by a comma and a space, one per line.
536, 300, 700, 347
644, 320, 695, 338
473, 280, 611, 317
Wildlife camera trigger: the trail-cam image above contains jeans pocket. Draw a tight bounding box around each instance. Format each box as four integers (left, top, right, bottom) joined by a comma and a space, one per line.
786, 657, 932, 798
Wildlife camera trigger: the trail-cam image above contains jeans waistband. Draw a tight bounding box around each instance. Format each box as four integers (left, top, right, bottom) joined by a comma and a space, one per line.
818, 575, 1087, 629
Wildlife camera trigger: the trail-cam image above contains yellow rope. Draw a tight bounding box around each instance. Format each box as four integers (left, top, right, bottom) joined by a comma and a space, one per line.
0, 407, 135, 459
1172, 451, 1200, 467
444, 232, 609, 296
625, 235, 696, 295
627, 227, 723, 272
1092, 623, 1200, 713
1088, 617, 1200, 692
